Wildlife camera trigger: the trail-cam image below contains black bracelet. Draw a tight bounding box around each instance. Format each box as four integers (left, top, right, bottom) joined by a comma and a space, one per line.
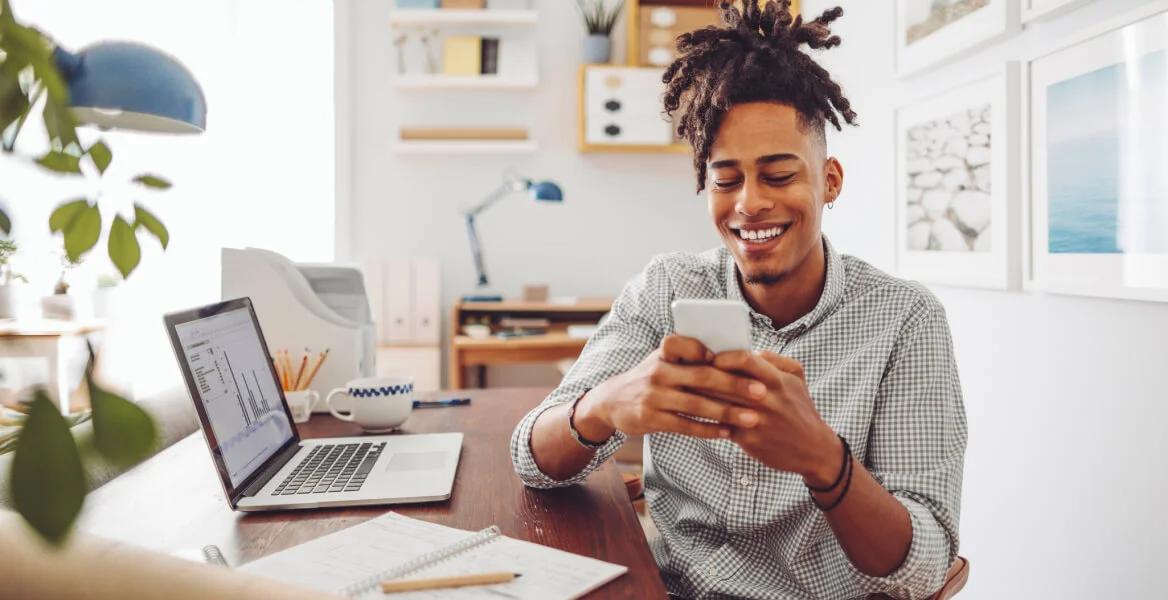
567, 391, 609, 449
805, 435, 850, 493
810, 454, 854, 512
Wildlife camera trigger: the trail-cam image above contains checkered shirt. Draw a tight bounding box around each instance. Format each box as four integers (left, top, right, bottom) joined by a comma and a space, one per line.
510, 237, 967, 600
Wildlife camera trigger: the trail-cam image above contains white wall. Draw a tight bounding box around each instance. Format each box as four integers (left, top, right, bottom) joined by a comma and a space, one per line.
803, 0, 1168, 596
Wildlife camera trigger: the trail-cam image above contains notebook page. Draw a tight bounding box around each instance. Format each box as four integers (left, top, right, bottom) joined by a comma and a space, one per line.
377, 535, 628, 600
239, 512, 471, 594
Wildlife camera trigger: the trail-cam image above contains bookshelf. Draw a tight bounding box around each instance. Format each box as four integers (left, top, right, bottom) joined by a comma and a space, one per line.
393, 140, 538, 155
393, 73, 538, 89
390, 5, 539, 153
389, 9, 538, 26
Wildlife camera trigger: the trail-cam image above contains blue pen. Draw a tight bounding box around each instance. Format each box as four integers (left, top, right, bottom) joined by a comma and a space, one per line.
413, 397, 471, 408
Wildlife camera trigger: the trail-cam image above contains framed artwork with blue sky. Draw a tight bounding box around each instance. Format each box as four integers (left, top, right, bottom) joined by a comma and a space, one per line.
1026, 0, 1168, 302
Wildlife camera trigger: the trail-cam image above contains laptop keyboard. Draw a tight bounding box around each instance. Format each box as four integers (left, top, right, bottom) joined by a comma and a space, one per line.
272, 442, 386, 496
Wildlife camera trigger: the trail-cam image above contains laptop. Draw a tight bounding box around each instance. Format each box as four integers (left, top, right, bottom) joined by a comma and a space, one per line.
163, 297, 462, 511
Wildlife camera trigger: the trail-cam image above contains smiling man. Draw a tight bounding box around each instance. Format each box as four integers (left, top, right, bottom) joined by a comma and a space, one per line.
509, 2, 967, 599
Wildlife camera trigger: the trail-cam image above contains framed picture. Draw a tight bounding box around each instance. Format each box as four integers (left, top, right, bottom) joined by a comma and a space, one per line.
1021, 0, 1092, 23
895, 0, 1020, 77
1025, 1, 1168, 302
895, 63, 1022, 289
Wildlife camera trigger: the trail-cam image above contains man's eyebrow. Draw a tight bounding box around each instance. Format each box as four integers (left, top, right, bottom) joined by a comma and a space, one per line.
709, 153, 801, 169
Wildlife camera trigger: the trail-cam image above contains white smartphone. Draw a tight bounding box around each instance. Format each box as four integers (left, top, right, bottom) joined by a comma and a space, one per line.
670, 299, 752, 355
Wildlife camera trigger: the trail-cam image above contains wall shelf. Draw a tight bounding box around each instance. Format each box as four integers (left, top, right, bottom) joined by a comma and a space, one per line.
393, 74, 538, 89
578, 143, 690, 154
389, 9, 538, 26
394, 140, 538, 155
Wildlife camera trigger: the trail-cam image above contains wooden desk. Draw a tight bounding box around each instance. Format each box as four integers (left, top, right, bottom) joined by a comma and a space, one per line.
79, 388, 666, 599
450, 300, 612, 389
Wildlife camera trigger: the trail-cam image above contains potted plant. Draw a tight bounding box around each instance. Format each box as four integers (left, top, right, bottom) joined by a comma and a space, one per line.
575, 0, 625, 64
0, 238, 26, 318
41, 254, 81, 320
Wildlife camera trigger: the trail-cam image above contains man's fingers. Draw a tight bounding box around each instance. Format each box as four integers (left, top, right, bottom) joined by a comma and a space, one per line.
712, 350, 787, 388
660, 334, 713, 365
654, 389, 760, 428
667, 364, 767, 407
757, 351, 805, 379
654, 412, 731, 439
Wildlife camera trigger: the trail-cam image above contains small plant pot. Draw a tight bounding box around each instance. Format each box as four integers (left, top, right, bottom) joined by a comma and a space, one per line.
583, 34, 612, 64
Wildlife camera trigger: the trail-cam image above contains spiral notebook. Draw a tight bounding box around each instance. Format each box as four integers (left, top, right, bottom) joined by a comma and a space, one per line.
239, 512, 628, 599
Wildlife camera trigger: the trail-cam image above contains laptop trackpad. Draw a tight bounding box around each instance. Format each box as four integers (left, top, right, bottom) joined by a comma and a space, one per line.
385, 451, 447, 472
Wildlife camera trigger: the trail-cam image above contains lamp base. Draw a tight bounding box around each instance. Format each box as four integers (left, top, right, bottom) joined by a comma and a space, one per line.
461, 294, 504, 303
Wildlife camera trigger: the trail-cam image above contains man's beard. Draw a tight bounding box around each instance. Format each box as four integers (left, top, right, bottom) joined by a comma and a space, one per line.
743, 270, 787, 286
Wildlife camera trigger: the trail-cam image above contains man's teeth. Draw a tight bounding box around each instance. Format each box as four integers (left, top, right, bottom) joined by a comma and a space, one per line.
739, 227, 784, 241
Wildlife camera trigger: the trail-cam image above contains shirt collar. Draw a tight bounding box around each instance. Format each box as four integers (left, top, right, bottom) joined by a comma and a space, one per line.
723, 235, 846, 334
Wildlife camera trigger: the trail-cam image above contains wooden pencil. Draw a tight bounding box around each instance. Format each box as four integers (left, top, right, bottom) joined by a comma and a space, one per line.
297, 349, 329, 391
381, 572, 520, 594
291, 351, 309, 391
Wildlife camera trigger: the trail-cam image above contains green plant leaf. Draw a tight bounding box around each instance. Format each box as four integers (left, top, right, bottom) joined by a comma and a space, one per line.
0, 67, 30, 133
133, 204, 169, 249
131, 174, 172, 190
86, 140, 112, 175
35, 149, 82, 174
62, 203, 100, 262
42, 97, 79, 149
9, 390, 87, 546
88, 373, 157, 468
0, 207, 10, 235
48, 198, 88, 233
107, 215, 140, 278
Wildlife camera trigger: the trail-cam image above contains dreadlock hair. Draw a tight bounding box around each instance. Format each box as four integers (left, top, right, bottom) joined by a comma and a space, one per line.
663, 0, 858, 192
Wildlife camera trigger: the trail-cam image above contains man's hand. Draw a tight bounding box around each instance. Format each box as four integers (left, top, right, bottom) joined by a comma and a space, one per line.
573, 334, 766, 442
711, 351, 843, 487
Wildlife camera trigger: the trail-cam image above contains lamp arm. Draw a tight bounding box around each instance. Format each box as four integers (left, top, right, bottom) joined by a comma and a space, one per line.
465, 213, 489, 287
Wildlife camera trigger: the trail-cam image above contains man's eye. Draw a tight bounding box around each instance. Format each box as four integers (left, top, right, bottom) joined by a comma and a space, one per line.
765, 174, 795, 185
713, 179, 742, 189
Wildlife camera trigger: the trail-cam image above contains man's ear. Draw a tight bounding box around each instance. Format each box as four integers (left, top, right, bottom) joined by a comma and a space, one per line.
824, 157, 844, 205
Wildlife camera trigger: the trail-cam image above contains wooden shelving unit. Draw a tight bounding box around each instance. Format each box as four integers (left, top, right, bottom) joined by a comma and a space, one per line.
389, 9, 538, 26
393, 74, 538, 89
393, 140, 538, 155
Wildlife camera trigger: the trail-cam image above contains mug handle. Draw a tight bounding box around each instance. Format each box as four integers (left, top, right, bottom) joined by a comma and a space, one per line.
305, 390, 322, 412
325, 388, 353, 421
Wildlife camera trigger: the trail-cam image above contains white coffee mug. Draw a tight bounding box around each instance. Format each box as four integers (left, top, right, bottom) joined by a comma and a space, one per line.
326, 376, 415, 433
285, 390, 321, 424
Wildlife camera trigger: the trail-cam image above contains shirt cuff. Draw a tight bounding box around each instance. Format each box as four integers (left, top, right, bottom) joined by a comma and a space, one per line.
509, 399, 627, 489
846, 494, 952, 599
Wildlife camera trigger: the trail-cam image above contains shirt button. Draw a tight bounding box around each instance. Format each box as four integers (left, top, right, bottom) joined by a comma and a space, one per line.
706, 565, 718, 578
740, 475, 752, 487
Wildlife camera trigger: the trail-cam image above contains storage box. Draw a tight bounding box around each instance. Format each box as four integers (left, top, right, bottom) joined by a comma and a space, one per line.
443, 36, 483, 76
396, 0, 438, 8
441, 0, 484, 8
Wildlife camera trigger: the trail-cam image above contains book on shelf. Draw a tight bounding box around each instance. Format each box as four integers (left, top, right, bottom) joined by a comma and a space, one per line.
481, 37, 499, 74
443, 35, 482, 76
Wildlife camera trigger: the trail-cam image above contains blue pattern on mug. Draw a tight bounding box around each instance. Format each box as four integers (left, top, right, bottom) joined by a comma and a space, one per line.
349, 383, 414, 398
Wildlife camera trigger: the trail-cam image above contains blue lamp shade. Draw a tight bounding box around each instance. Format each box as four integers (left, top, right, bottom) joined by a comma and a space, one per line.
529, 181, 563, 202
52, 42, 206, 134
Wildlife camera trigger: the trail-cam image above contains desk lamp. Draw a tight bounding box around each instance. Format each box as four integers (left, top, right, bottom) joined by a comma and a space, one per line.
463, 169, 563, 301
52, 41, 207, 133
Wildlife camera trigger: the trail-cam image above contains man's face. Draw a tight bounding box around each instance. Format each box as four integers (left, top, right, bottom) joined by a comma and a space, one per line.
707, 103, 842, 286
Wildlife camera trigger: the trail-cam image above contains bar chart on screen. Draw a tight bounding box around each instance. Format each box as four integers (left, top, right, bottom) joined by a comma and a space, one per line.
177, 307, 293, 487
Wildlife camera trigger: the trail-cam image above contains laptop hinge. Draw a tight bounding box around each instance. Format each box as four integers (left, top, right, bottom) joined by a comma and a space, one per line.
240, 442, 301, 498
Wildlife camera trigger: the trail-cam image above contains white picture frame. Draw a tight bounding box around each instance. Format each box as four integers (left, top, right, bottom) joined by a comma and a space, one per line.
1021, 0, 1092, 24
895, 0, 1020, 77
1024, 0, 1168, 302
895, 63, 1022, 290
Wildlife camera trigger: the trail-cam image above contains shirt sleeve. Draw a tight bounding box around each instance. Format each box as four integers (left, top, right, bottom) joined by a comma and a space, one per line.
510, 256, 672, 489
847, 306, 968, 599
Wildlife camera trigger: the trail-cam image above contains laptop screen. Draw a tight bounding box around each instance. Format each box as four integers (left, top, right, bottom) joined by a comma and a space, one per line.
173, 304, 294, 487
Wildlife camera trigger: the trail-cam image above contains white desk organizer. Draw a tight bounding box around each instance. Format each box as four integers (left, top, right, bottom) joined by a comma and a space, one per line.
221, 248, 375, 412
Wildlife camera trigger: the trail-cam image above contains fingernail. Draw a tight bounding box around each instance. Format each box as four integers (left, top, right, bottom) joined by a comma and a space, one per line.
749, 382, 766, 398
719, 428, 731, 438
739, 411, 759, 427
